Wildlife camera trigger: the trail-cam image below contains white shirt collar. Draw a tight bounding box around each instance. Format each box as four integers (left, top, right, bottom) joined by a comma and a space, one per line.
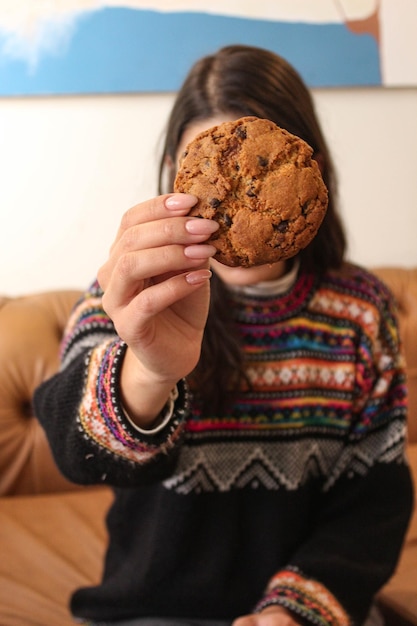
227, 259, 300, 297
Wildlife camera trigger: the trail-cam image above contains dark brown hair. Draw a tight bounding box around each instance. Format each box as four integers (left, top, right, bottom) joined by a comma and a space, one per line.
158, 45, 347, 415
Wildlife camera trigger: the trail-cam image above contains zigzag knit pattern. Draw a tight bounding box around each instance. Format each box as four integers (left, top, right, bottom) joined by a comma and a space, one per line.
163, 266, 407, 496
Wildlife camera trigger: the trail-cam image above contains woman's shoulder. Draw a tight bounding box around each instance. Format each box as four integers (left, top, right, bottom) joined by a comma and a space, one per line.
319, 262, 396, 306
308, 262, 398, 331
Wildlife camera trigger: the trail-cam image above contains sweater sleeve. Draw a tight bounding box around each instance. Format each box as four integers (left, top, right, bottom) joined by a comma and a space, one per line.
33, 281, 189, 487
254, 277, 414, 625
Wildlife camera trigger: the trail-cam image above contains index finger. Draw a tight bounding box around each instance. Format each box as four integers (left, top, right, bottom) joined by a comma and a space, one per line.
118, 193, 198, 236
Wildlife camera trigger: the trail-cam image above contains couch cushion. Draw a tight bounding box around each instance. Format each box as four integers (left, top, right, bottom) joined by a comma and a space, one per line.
0, 487, 112, 626
378, 443, 417, 625
0, 291, 82, 495
373, 267, 417, 444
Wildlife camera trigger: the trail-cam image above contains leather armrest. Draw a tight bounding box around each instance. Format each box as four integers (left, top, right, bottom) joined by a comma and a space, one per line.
0, 291, 83, 495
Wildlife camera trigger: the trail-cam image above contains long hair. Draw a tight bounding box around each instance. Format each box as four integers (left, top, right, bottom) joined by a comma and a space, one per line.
158, 45, 347, 415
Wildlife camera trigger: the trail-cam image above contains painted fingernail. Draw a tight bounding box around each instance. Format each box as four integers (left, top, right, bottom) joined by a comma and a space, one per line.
185, 269, 212, 285
185, 218, 219, 235
165, 193, 198, 210
184, 244, 217, 259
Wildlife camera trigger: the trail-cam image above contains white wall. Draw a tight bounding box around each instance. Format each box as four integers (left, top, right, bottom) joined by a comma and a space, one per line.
1, 86, 416, 296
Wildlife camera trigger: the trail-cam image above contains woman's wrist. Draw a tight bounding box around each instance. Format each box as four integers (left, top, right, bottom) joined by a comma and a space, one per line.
120, 347, 179, 429
123, 385, 179, 433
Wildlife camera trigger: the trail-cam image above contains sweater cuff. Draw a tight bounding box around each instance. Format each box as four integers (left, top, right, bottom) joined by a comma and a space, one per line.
255, 569, 350, 626
79, 339, 188, 463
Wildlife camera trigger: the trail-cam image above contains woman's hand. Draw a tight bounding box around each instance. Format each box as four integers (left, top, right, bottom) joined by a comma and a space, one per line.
97, 193, 219, 426
233, 605, 301, 626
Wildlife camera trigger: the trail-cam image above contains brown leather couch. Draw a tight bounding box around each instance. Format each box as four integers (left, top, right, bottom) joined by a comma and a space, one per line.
0, 268, 416, 626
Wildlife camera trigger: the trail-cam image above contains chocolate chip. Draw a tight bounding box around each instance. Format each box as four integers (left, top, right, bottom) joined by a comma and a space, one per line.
257, 156, 268, 167
246, 189, 256, 198
209, 198, 221, 208
223, 138, 240, 158
235, 126, 247, 139
223, 214, 232, 227
274, 220, 289, 232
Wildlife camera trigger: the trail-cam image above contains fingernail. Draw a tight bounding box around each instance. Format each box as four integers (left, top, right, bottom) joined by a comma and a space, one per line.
184, 244, 217, 259
185, 218, 219, 235
185, 269, 212, 285
165, 193, 197, 210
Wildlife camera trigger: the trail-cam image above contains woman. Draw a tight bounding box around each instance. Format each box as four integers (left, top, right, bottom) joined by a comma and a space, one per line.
34, 45, 413, 626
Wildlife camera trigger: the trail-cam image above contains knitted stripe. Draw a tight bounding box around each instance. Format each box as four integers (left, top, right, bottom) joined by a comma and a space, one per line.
184, 266, 407, 441
60, 282, 114, 369
255, 569, 350, 626
78, 338, 183, 463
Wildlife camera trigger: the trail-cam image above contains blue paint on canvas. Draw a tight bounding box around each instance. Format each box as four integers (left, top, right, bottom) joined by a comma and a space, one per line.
0, 8, 381, 96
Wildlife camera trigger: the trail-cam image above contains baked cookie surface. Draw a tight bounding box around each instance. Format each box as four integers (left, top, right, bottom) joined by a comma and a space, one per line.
174, 116, 328, 267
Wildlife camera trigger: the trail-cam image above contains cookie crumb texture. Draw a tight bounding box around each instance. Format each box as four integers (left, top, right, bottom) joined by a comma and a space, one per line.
174, 116, 328, 267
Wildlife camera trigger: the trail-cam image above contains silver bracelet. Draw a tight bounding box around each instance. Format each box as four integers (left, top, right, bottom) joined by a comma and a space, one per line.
123, 385, 179, 434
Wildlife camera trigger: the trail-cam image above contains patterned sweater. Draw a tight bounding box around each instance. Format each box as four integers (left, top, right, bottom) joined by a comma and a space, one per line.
34, 264, 413, 626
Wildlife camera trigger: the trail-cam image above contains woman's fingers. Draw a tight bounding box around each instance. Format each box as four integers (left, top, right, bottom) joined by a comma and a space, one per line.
101, 242, 216, 309
125, 269, 212, 328
116, 193, 198, 236
103, 266, 212, 378
95, 194, 215, 384
113, 215, 219, 258
99, 193, 219, 294
108, 193, 198, 259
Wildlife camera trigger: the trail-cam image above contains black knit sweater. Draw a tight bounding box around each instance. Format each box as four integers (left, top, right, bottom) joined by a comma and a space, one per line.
34, 265, 413, 625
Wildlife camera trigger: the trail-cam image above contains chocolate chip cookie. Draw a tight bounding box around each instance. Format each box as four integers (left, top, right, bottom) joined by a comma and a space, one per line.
174, 116, 328, 267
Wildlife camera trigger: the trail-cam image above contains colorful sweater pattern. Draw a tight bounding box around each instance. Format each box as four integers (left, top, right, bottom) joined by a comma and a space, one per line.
34, 264, 413, 626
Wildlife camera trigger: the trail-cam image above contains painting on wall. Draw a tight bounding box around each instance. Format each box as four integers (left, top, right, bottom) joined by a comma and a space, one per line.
0, 1, 415, 96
